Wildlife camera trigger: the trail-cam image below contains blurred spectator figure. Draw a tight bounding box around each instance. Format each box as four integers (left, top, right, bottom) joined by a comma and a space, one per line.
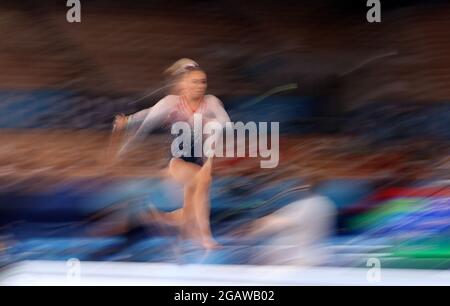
238, 178, 336, 266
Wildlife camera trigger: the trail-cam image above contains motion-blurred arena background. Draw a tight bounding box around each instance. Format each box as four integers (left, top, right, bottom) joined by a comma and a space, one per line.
1, 0, 450, 285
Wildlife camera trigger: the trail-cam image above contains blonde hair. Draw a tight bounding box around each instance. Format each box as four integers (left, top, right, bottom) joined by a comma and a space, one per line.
164, 58, 200, 77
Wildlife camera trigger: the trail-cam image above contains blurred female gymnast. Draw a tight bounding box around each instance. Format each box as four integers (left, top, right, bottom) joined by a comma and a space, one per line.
112, 59, 230, 249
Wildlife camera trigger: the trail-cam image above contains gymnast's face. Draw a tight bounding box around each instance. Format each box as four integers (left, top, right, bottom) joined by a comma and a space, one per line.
183, 70, 207, 99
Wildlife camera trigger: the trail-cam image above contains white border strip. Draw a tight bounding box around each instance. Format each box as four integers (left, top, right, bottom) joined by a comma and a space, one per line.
1, 260, 450, 286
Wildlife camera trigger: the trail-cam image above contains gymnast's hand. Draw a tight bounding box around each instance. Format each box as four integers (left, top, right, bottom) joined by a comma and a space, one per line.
113, 114, 128, 131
